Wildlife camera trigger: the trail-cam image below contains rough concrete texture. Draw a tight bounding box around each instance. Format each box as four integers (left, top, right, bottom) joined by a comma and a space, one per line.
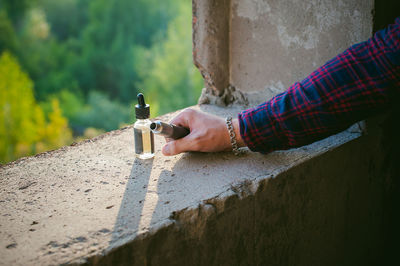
192, 0, 231, 97
0, 94, 367, 265
197, 85, 248, 106
193, 0, 374, 95
92, 115, 398, 266
230, 0, 374, 92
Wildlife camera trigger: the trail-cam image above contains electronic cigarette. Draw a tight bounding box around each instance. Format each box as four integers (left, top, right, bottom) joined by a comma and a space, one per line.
150, 121, 190, 140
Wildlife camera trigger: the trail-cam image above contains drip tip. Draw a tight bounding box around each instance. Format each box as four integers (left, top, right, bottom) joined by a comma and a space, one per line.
135, 93, 150, 119
137, 93, 145, 107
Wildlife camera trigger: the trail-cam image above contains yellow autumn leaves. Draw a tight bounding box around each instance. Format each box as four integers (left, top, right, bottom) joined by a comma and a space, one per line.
0, 51, 72, 163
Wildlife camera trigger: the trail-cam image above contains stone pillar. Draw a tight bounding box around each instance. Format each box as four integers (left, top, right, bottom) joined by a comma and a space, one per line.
193, 0, 375, 95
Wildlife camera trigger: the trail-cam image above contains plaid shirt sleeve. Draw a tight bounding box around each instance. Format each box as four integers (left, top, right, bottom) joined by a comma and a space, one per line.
238, 17, 400, 153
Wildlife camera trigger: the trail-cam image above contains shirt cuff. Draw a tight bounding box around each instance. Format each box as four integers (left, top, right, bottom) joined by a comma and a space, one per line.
237, 101, 285, 153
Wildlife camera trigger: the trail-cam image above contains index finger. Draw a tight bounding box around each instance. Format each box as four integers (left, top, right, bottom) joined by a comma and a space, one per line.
169, 109, 194, 128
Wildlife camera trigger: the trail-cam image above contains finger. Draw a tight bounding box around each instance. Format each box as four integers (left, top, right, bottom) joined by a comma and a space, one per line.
162, 135, 197, 156
169, 109, 195, 128
169, 115, 187, 128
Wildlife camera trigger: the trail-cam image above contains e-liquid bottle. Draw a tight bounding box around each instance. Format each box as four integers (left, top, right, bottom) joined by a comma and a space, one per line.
134, 93, 154, 159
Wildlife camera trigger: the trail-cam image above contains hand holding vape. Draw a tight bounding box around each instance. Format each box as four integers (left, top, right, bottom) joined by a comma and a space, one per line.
150, 121, 190, 140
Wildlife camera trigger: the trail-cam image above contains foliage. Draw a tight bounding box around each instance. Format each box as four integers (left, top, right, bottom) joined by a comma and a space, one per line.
0, 0, 203, 163
74, 91, 133, 132
0, 0, 35, 26
40, 0, 89, 41
67, 0, 179, 102
0, 51, 72, 163
136, 0, 203, 116
0, 10, 17, 53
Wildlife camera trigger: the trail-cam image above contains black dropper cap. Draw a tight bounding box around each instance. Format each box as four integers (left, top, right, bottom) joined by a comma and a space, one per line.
135, 93, 150, 119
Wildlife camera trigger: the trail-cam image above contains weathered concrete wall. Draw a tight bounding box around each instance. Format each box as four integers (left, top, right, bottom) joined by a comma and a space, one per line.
370, 3, 400, 262
193, 0, 374, 95
1, 99, 398, 265
371, 111, 400, 265
85, 113, 396, 266
373, 0, 400, 32
0, 98, 374, 266
230, 0, 374, 92
192, 0, 231, 96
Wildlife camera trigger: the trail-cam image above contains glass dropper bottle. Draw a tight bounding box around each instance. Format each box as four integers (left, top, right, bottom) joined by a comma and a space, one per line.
134, 93, 154, 159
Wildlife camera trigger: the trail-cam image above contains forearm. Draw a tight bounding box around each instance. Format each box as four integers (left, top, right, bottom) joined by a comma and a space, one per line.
239, 18, 400, 153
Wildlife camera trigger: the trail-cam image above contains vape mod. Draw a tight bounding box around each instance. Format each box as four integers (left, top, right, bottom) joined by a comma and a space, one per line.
150, 121, 190, 140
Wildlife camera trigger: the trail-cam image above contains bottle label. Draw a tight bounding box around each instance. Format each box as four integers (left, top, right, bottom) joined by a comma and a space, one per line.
134, 128, 154, 154
141, 130, 154, 154
134, 128, 143, 154
150, 131, 154, 153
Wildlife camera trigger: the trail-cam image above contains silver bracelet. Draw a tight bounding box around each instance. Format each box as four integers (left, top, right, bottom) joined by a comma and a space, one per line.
226, 116, 241, 156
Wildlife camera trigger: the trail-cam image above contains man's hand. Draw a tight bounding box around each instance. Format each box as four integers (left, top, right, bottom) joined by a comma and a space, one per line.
162, 109, 245, 156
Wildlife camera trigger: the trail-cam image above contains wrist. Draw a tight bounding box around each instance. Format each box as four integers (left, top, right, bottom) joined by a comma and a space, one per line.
232, 119, 245, 147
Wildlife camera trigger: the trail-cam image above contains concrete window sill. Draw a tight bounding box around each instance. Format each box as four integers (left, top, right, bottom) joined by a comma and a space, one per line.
0, 97, 363, 265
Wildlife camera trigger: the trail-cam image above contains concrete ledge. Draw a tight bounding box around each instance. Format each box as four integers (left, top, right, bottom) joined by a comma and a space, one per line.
0, 99, 370, 265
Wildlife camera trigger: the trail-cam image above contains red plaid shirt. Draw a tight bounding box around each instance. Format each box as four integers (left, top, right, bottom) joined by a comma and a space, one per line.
238, 18, 400, 153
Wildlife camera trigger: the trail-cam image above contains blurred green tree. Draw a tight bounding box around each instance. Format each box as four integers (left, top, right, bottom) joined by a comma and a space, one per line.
0, 0, 204, 163
76, 0, 179, 102
136, 0, 204, 116
0, 51, 72, 163
0, 0, 35, 27
0, 10, 18, 53
40, 0, 89, 41
74, 91, 132, 132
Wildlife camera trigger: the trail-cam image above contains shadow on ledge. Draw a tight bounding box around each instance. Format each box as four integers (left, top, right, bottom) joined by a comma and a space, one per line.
83, 110, 400, 266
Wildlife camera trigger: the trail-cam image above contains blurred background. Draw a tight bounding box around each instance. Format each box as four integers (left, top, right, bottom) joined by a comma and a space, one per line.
0, 0, 204, 164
